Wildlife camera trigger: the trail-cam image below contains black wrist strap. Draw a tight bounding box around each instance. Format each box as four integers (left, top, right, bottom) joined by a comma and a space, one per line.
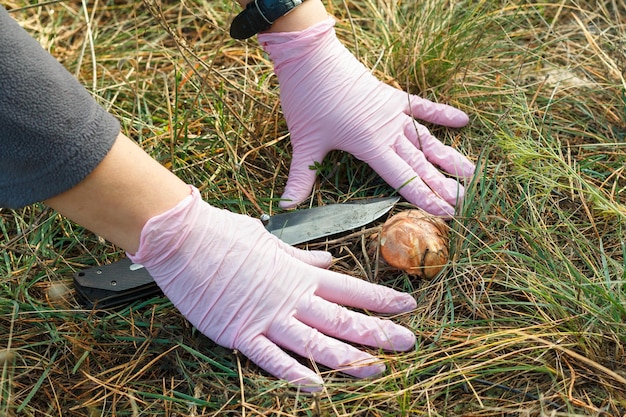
230, 0, 304, 40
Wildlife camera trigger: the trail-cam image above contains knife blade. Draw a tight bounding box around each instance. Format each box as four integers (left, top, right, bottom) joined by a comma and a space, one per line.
73, 196, 399, 309
265, 196, 399, 245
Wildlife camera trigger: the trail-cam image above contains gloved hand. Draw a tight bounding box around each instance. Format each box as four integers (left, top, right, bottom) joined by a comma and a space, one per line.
128, 186, 417, 391
258, 18, 475, 217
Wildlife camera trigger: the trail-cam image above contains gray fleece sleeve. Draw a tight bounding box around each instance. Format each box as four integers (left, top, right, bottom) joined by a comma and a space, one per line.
0, 6, 120, 208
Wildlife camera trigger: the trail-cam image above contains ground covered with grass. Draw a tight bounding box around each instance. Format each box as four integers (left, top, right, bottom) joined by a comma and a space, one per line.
1, 0, 625, 415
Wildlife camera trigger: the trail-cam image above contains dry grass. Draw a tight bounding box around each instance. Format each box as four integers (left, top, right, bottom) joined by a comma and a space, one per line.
1, 0, 625, 415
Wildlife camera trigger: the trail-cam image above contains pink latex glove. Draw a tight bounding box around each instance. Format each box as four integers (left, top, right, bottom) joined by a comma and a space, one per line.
128, 186, 417, 391
258, 18, 475, 216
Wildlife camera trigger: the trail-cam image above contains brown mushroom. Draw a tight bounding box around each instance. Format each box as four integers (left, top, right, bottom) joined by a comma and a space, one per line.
379, 210, 449, 279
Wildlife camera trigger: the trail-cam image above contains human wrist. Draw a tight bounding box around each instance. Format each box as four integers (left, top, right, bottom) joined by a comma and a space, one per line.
231, 0, 327, 38
127, 185, 201, 268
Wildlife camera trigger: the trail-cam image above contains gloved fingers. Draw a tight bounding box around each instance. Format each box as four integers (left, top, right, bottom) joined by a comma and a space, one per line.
403, 92, 470, 128
279, 143, 329, 209
269, 317, 387, 379
404, 120, 475, 179
315, 267, 417, 314
238, 335, 325, 392
272, 235, 333, 269
367, 148, 457, 216
393, 137, 466, 208
296, 295, 415, 351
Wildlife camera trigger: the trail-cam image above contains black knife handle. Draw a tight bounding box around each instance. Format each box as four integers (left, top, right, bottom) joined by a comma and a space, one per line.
73, 258, 160, 309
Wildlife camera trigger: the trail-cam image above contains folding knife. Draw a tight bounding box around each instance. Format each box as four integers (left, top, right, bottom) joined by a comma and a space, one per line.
73, 196, 399, 309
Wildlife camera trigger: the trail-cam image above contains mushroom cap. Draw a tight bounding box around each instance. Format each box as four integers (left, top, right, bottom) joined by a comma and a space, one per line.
380, 210, 449, 279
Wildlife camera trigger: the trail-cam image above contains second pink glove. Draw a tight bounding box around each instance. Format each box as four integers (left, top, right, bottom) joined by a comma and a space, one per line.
259, 18, 475, 216
128, 186, 417, 391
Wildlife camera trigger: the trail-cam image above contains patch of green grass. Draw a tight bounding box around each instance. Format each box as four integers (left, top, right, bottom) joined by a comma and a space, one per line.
1, 0, 625, 415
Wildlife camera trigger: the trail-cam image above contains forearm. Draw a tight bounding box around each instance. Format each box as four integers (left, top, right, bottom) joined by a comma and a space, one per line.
44, 133, 190, 254
236, 0, 328, 33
